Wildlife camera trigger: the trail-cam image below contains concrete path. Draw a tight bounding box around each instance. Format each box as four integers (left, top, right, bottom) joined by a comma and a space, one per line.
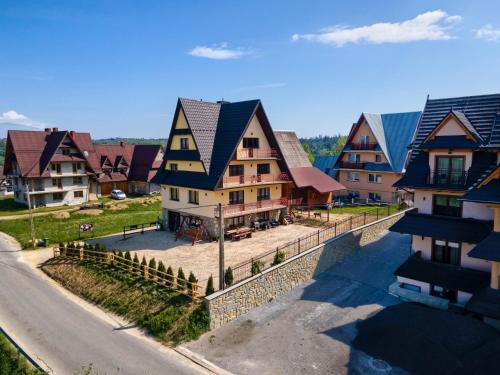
187, 230, 410, 375
0, 234, 210, 375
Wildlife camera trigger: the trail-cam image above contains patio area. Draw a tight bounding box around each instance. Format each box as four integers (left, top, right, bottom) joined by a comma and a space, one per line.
90, 223, 319, 288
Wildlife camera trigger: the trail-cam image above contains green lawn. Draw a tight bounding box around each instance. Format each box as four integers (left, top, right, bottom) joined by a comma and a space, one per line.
0, 200, 162, 248
317, 203, 399, 215
0, 331, 42, 375
0, 196, 75, 217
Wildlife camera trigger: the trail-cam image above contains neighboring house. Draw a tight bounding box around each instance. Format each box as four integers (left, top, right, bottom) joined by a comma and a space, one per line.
4, 128, 100, 207
3, 129, 163, 207
334, 111, 421, 203
313, 155, 338, 178
274, 131, 345, 207
0, 165, 13, 196
390, 93, 500, 321
94, 142, 163, 195
153, 98, 292, 237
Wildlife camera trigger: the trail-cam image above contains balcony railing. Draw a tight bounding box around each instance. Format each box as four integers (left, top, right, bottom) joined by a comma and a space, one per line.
338, 161, 366, 169
215, 197, 288, 217
234, 148, 279, 160
349, 142, 378, 150
222, 173, 290, 188
427, 169, 468, 187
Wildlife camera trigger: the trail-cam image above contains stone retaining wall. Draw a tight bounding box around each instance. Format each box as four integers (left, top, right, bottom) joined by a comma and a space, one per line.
204, 209, 407, 329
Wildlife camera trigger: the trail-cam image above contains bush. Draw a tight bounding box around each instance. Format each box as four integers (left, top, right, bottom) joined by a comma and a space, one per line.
251, 260, 264, 275
166, 266, 174, 287
133, 253, 140, 274
157, 261, 166, 282
224, 267, 233, 287
177, 267, 186, 290
148, 258, 157, 278
272, 250, 286, 266
187, 271, 197, 293
205, 275, 215, 296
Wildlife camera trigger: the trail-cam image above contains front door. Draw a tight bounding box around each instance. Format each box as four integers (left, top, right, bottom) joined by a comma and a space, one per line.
168, 211, 180, 232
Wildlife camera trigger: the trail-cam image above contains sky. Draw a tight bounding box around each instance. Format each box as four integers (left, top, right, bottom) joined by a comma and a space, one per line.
1, 0, 500, 139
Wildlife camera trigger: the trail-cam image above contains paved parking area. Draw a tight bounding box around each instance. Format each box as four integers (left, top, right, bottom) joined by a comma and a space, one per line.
90, 223, 319, 286
186, 231, 500, 375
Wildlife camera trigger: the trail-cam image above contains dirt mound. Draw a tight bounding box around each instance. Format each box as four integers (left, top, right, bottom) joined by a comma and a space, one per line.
80, 209, 103, 216
52, 211, 70, 219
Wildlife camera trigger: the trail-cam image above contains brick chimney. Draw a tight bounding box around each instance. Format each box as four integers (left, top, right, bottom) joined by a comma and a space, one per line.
70, 130, 75, 137
52, 127, 59, 132
44, 128, 51, 132
120, 140, 125, 147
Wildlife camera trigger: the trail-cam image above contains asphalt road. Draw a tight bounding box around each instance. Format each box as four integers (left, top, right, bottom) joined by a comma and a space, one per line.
0, 235, 209, 375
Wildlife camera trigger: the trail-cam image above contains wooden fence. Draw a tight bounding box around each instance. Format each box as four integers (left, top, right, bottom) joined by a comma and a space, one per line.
53, 246, 200, 301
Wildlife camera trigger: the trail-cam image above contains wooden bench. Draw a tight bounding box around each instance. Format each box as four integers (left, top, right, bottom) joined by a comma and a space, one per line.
232, 228, 252, 241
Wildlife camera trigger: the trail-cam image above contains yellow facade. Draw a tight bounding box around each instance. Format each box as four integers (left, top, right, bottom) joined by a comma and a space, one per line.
166, 160, 205, 172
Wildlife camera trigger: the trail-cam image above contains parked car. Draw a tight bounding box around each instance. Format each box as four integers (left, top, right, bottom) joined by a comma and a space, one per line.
252, 218, 270, 230
110, 189, 126, 200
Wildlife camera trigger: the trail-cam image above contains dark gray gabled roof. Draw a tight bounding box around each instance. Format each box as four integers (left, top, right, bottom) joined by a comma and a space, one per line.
450, 110, 483, 142
468, 232, 500, 262
412, 94, 500, 152
179, 98, 221, 172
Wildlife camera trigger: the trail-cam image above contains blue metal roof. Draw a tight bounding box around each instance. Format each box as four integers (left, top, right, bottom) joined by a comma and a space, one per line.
363, 111, 421, 172
313, 155, 338, 177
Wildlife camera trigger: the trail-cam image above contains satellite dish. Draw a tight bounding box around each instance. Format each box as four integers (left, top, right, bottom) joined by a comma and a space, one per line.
83, 150, 89, 158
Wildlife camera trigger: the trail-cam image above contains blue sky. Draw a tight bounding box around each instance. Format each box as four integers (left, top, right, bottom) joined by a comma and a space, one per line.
1, 0, 500, 138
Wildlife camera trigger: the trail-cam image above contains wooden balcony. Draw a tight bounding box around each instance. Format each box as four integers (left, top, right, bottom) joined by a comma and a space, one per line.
215, 198, 288, 218
221, 173, 290, 188
234, 148, 279, 160
349, 142, 379, 150
338, 161, 366, 169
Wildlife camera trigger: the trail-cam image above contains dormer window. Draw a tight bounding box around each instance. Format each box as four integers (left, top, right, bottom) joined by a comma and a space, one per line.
180, 138, 189, 150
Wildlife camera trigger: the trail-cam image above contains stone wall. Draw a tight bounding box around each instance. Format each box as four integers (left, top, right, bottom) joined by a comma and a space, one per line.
204, 210, 407, 329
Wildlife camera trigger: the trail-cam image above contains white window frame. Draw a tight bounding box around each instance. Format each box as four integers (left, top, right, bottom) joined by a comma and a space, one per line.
347, 172, 359, 182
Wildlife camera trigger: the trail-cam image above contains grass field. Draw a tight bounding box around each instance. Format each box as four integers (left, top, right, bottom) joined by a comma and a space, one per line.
0, 331, 42, 375
0, 196, 75, 217
42, 259, 209, 345
318, 203, 399, 215
0, 199, 162, 248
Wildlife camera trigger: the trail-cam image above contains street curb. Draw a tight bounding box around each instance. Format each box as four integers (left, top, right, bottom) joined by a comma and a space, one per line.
175, 346, 234, 375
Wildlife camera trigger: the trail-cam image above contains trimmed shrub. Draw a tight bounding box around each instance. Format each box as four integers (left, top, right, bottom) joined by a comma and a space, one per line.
166, 266, 174, 286
177, 267, 186, 290
251, 260, 264, 275
148, 258, 157, 278
141, 256, 148, 274
117, 251, 124, 258
205, 275, 215, 296
224, 267, 233, 287
157, 261, 166, 282
272, 251, 286, 266
133, 253, 140, 274
187, 272, 198, 293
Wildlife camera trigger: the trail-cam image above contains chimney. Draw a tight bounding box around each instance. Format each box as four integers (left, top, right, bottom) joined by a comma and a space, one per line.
44, 128, 51, 132
120, 140, 125, 147
70, 130, 75, 137
52, 127, 59, 132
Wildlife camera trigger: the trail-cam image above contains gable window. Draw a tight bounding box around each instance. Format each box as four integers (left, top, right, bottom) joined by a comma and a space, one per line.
169, 187, 179, 201
243, 138, 259, 149
188, 190, 199, 204
360, 135, 369, 145
180, 138, 189, 150
52, 192, 63, 201
375, 154, 382, 163
73, 176, 83, 185
368, 174, 382, 183
72, 162, 81, 174
229, 164, 244, 176
347, 172, 359, 181
52, 178, 62, 188
257, 187, 270, 201
170, 163, 178, 172
73, 190, 84, 198
434, 156, 465, 185
348, 154, 361, 163
432, 240, 460, 266
229, 190, 244, 205
257, 163, 270, 174
51, 163, 61, 174
433, 195, 462, 217
62, 149, 70, 156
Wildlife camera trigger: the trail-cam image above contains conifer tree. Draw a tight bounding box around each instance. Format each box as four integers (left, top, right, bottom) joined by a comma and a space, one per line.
224, 267, 234, 287
133, 253, 140, 274
205, 275, 215, 296
177, 267, 186, 290
148, 258, 157, 278
166, 266, 174, 286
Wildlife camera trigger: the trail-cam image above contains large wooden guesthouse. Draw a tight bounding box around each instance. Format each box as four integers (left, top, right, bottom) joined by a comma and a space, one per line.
153, 98, 293, 237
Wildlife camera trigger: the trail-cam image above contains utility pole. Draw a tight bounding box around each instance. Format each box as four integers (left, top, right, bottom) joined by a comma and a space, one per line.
25, 182, 36, 246
218, 203, 225, 290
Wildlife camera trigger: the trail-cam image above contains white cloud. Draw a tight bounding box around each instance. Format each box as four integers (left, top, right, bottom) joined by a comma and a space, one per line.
292, 10, 462, 47
189, 42, 249, 60
475, 24, 500, 42
234, 82, 286, 92
0, 110, 48, 129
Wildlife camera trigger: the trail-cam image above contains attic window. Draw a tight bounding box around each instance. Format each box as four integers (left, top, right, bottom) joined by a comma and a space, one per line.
243, 138, 259, 149
180, 138, 189, 150
62, 149, 70, 155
